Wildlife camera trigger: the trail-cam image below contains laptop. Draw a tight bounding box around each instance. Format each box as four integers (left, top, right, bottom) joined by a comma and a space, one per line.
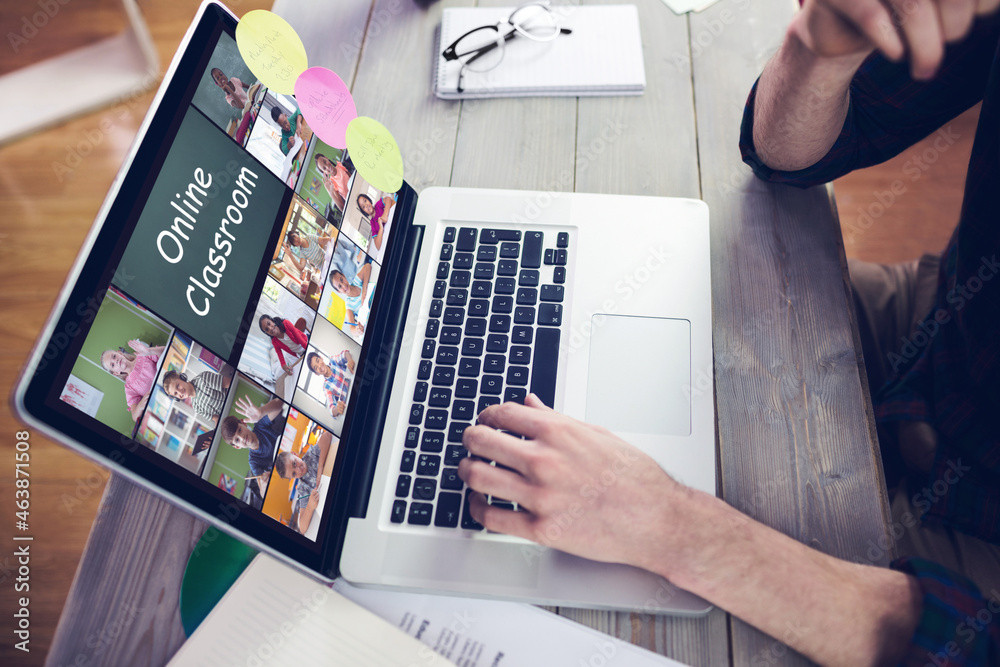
14, 1, 715, 614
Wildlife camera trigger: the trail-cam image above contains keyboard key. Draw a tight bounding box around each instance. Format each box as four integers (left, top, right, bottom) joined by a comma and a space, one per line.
428, 387, 452, 407
495, 277, 516, 294
433, 280, 447, 297
500, 242, 520, 258
474, 263, 495, 280
429, 299, 443, 317
396, 474, 411, 497
440, 243, 453, 261
480, 228, 521, 243
484, 354, 505, 373
471, 281, 492, 298
538, 303, 563, 326
492, 296, 513, 314
443, 227, 456, 243
477, 246, 497, 261
391, 499, 407, 523
408, 502, 433, 525
557, 231, 569, 248
509, 346, 531, 365
425, 409, 448, 430
421, 431, 445, 452
478, 396, 501, 413
436, 346, 459, 365
480, 375, 503, 395
451, 400, 476, 421
553, 267, 566, 284
516, 288, 538, 305
511, 326, 533, 344
446, 288, 468, 306
518, 269, 539, 286
455, 378, 477, 398
409, 404, 424, 424
414, 478, 437, 500
445, 445, 466, 466
462, 490, 483, 530
468, 299, 489, 317
436, 261, 450, 279
458, 357, 481, 377
425, 319, 440, 338
418, 359, 432, 380
441, 468, 464, 491
405, 426, 420, 448
450, 271, 471, 288
413, 381, 428, 402
448, 422, 470, 443
513, 307, 535, 325
497, 259, 518, 276
491, 499, 515, 511
453, 252, 474, 269
443, 307, 464, 325
540, 285, 564, 302
421, 339, 436, 359
400, 449, 415, 473
507, 366, 529, 386
530, 327, 560, 407
440, 326, 461, 345
435, 492, 462, 527
504, 387, 527, 403
490, 315, 511, 332
417, 454, 441, 477
456, 227, 477, 251
465, 318, 487, 336
555, 249, 568, 265
544, 248, 555, 265
486, 334, 508, 353
462, 337, 484, 356
522, 231, 543, 268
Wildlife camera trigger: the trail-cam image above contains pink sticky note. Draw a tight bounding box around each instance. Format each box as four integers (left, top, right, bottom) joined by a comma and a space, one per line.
294, 67, 357, 149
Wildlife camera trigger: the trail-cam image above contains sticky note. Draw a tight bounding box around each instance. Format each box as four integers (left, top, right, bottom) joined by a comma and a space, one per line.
235, 10, 308, 95
294, 67, 357, 149
345, 117, 404, 193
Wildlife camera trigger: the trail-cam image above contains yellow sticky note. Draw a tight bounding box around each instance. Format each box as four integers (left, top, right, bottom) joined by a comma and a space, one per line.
345, 117, 404, 193
235, 10, 308, 95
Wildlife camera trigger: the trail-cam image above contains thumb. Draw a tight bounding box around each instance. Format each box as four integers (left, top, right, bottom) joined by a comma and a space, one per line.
524, 393, 553, 411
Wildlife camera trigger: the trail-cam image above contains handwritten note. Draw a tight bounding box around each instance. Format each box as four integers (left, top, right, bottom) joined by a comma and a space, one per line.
295, 67, 357, 149
345, 117, 403, 193
235, 10, 308, 95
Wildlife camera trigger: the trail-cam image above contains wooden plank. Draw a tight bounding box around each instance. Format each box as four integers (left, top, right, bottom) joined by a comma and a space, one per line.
45, 475, 207, 667
689, 0, 894, 664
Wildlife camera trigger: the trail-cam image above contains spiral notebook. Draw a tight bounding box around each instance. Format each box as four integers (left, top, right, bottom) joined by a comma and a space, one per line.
434, 4, 646, 99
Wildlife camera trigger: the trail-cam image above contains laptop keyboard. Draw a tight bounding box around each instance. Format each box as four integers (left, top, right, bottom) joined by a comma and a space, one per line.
390, 226, 569, 530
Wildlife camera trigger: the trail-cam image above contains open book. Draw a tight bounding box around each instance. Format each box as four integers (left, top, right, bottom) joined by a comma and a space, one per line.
434, 5, 646, 99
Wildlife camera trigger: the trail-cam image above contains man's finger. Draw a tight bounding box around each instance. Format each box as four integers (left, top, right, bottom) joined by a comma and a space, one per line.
462, 424, 533, 471
975, 0, 1000, 15
477, 400, 557, 439
467, 492, 535, 539
938, 0, 976, 41
890, 0, 945, 78
458, 458, 534, 506
822, 0, 905, 60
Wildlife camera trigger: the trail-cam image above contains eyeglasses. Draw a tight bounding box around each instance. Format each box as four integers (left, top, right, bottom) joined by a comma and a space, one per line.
441, 2, 573, 93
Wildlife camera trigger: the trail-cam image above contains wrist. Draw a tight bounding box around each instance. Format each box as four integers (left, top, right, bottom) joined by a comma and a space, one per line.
786, 13, 872, 76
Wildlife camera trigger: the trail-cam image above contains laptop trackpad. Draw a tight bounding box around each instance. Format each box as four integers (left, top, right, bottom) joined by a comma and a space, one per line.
585, 316, 691, 437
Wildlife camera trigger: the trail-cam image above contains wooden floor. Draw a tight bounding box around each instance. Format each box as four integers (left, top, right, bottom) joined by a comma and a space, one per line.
0, 0, 974, 664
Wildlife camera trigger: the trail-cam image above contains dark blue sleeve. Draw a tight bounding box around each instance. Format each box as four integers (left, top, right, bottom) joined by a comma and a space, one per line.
740, 18, 1000, 188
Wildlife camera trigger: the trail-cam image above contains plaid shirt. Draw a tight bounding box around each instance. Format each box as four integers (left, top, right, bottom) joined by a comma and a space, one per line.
321, 351, 351, 414
740, 18, 1000, 665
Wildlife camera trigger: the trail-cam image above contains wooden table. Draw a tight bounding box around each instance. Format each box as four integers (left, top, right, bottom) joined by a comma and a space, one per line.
45, 0, 893, 664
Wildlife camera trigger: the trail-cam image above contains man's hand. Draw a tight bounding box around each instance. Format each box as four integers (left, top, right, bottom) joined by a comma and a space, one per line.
795, 0, 996, 80
235, 395, 262, 423
345, 352, 356, 373
458, 394, 684, 570
331, 401, 346, 417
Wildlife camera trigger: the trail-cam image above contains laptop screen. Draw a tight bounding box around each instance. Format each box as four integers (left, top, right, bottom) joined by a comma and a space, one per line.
25, 7, 407, 565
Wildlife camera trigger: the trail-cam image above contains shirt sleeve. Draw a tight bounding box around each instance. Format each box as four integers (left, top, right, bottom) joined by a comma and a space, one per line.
890, 557, 1000, 666
331, 351, 349, 370
739, 17, 1000, 188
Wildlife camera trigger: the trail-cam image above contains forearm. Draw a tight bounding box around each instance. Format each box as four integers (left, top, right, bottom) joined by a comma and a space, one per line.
752, 22, 868, 171
649, 487, 922, 666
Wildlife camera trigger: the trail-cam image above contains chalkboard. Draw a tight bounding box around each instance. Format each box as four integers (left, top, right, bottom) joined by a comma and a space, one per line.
190, 32, 259, 133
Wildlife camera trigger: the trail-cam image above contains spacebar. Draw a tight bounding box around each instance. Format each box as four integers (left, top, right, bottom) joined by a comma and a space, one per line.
529, 327, 560, 408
